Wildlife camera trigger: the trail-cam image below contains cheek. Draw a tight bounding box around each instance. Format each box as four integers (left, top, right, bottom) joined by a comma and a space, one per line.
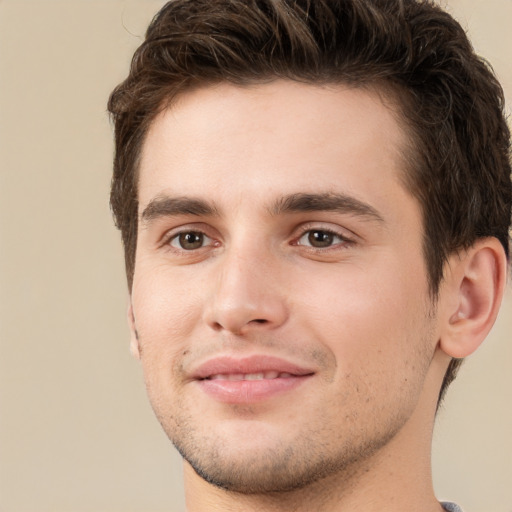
131, 267, 205, 365
131, 270, 203, 415
294, 257, 431, 372
297, 271, 433, 426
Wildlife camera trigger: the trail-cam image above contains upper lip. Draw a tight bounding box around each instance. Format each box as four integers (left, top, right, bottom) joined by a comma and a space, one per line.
190, 355, 316, 380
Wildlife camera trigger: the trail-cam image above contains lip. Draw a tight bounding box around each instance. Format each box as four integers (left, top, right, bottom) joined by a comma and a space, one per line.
191, 355, 315, 404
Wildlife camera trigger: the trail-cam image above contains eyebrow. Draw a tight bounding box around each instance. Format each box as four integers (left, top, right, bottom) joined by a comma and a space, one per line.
270, 192, 384, 222
141, 196, 219, 224
140, 191, 384, 225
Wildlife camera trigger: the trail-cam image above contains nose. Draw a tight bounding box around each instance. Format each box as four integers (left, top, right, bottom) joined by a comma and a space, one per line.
203, 248, 289, 335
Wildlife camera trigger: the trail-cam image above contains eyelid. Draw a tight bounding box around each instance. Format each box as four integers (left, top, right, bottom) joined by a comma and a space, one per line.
296, 230, 348, 248
292, 222, 357, 245
158, 222, 220, 248
168, 231, 213, 249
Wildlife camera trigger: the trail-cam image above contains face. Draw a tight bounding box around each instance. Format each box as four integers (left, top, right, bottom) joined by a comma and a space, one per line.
132, 81, 441, 493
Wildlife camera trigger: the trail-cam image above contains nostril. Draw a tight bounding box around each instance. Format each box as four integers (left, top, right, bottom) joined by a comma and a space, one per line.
212, 322, 223, 331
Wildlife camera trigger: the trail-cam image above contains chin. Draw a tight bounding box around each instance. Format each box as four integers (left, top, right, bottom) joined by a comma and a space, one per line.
178, 442, 341, 494
167, 417, 402, 495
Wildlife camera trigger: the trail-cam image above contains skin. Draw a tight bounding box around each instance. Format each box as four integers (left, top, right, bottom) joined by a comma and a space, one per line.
129, 81, 506, 512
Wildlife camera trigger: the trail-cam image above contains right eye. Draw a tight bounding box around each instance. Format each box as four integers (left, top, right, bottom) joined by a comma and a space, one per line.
169, 231, 212, 250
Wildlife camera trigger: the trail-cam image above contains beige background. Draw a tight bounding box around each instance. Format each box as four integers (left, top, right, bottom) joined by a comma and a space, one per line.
0, 1, 510, 511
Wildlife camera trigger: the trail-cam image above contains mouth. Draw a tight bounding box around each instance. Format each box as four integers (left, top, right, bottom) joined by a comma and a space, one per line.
205, 371, 296, 381
191, 355, 315, 404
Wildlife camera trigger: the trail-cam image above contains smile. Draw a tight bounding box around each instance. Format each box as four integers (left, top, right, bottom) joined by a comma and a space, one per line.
191, 355, 315, 404
206, 371, 295, 381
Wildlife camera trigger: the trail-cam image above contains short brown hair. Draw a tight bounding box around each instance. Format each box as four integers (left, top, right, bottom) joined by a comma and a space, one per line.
108, 0, 511, 399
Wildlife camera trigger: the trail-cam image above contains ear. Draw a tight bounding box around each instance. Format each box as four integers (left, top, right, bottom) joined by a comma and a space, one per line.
439, 238, 507, 359
127, 302, 141, 360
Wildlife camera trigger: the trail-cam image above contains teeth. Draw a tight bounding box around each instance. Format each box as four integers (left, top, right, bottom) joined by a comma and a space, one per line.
207, 371, 291, 381
245, 373, 265, 380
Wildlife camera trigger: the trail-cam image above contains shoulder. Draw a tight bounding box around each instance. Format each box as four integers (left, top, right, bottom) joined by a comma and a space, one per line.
441, 503, 464, 512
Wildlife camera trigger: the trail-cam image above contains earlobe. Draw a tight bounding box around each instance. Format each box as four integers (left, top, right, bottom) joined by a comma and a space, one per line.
128, 302, 141, 360
440, 238, 507, 359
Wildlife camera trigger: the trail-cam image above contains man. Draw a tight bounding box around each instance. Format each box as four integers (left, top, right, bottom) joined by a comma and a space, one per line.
108, 1, 511, 510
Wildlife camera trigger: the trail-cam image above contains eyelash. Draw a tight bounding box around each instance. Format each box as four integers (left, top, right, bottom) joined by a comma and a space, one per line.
161, 224, 355, 254
294, 227, 353, 249
163, 229, 216, 252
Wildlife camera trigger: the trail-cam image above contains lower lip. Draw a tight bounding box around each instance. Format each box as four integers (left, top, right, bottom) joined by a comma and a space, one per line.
196, 375, 312, 404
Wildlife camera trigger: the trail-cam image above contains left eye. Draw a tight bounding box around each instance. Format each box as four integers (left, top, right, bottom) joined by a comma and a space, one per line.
297, 229, 346, 248
169, 231, 212, 250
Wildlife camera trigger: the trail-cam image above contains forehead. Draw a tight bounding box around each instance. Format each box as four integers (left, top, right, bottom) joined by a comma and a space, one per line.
138, 80, 411, 214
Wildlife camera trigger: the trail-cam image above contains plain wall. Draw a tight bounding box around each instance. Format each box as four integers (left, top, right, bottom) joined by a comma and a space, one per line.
0, 1, 510, 511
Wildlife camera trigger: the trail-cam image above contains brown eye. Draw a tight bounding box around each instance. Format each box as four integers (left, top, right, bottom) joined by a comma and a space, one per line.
307, 230, 334, 247
297, 229, 348, 249
171, 231, 207, 250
